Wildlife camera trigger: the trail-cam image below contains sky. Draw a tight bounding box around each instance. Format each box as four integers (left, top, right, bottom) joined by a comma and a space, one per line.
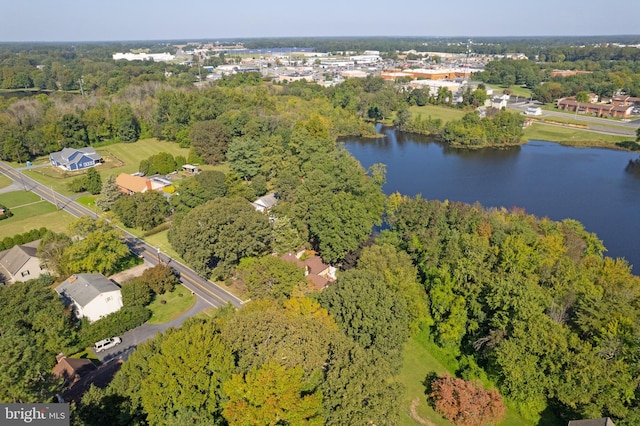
1, 0, 639, 42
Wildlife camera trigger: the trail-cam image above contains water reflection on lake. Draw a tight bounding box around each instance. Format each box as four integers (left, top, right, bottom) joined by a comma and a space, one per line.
343, 126, 640, 274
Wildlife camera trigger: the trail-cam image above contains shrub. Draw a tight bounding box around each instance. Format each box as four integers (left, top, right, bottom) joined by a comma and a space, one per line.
0, 204, 12, 221
429, 374, 506, 426
80, 305, 151, 346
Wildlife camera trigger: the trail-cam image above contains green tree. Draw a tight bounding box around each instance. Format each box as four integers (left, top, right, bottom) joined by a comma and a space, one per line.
58, 113, 89, 148
319, 269, 411, 368
134, 191, 170, 231
112, 196, 137, 228
168, 197, 271, 276
111, 103, 140, 142
85, 167, 102, 195
0, 276, 73, 402
37, 231, 73, 277
190, 119, 232, 164
62, 218, 131, 275
636, 127, 640, 142
139, 264, 179, 295
141, 321, 233, 425
222, 362, 323, 426
95, 175, 123, 211
121, 278, 153, 307
236, 255, 307, 299
322, 335, 402, 425
575, 91, 590, 103
226, 137, 262, 180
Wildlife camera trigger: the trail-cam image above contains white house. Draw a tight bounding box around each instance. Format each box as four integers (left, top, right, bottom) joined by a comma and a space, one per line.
0, 240, 48, 284
251, 193, 278, 213
55, 274, 123, 323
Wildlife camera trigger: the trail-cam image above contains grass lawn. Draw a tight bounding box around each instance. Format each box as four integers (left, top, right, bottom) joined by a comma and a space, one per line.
486, 84, 532, 99
70, 349, 101, 365
142, 229, 181, 260
146, 284, 196, 324
409, 105, 466, 123
397, 332, 534, 426
0, 209, 76, 239
524, 123, 631, 148
75, 194, 101, 214
0, 190, 78, 238
0, 190, 42, 208
0, 174, 11, 189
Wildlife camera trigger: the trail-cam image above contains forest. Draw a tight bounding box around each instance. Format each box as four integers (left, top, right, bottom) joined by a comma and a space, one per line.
1, 41, 640, 425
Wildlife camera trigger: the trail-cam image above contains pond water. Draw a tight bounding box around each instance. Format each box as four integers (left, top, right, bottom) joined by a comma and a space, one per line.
343, 126, 640, 274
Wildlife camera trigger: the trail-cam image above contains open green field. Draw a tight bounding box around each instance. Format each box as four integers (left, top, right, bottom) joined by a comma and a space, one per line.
486, 84, 532, 99
25, 138, 191, 194
0, 174, 11, 189
524, 123, 632, 149
0, 190, 42, 208
409, 105, 466, 122
0, 208, 75, 239
0, 190, 77, 238
147, 284, 196, 324
398, 331, 536, 426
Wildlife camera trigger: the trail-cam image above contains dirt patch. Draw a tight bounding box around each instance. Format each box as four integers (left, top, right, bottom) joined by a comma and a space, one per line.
109, 261, 153, 284
409, 398, 436, 426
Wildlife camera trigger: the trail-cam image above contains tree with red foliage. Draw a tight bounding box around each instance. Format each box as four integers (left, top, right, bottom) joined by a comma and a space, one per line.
429, 374, 506, 426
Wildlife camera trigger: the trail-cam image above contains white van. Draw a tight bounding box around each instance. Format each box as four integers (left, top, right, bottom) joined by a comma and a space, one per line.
93, 336, 122, 353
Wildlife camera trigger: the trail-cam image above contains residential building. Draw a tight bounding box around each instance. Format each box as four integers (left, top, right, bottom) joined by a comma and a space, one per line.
281, 250, 337, 291
53, 353, 96, 390
49, 147, 102, 171
55, 274, 123, 323
0, 240, 48, 284
251, 193, 278, 213
115, 173, 149, 194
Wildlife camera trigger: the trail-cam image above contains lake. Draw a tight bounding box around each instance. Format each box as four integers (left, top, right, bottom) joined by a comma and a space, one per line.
343, 126, 640, 274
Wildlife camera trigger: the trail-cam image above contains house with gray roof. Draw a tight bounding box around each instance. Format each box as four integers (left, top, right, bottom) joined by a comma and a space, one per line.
49, 147, 103, 171
55, 274, 123, 322
0, 240, 48, 284
251, 193, 278, 213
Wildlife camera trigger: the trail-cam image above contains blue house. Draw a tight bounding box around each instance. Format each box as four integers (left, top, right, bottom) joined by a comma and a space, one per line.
49, 147, 103, 171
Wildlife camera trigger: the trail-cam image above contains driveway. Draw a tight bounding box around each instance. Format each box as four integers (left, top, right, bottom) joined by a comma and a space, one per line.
95, 296, 212, 362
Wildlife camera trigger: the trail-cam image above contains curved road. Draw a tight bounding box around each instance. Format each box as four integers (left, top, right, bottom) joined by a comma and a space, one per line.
0, 161, 245, 310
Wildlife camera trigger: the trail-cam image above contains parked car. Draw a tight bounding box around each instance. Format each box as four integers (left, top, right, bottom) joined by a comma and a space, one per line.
93, 336, 122, 353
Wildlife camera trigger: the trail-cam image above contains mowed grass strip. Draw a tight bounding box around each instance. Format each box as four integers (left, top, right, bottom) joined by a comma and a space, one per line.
146, 285, 196, 324
0, 190, 42, 208
409, 105, 466, 124
524, 123, 630, 148
0, 174, 12, 189
0, 209, 76, 239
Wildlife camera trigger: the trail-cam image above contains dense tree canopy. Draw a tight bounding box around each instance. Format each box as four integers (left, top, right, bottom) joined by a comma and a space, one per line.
168, 197, 271, 276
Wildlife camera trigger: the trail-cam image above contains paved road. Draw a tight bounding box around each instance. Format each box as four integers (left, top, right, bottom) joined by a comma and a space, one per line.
0, 162, 246, 310
96, 297, 212, 362
508, 102, 640, 137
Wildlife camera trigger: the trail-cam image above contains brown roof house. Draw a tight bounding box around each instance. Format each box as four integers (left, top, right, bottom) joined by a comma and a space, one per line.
0, 240, 49, 284
53, 353, 97, 390
55, 274, 123, 323
281, 249, 337, 291
115, 173, 150, 194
